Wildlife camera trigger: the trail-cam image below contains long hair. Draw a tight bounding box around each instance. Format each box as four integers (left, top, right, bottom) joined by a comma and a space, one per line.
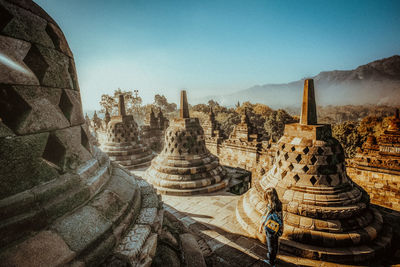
264, 187, 282, 212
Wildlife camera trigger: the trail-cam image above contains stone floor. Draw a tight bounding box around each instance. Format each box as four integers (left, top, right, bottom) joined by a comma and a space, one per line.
132, 168, 399, 267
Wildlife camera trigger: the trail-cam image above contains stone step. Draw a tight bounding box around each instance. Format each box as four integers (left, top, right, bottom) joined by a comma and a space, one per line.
153, 178, 230, 196
150, 174, 223, 190
85, 160, 110, 196
108, 150, 153, 162
124, 160, 153, 171
115, 153, 154, 166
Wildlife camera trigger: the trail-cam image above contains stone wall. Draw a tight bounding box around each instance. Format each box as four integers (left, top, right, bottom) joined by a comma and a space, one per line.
205, 140, 275, 186
347, 166, 400, 211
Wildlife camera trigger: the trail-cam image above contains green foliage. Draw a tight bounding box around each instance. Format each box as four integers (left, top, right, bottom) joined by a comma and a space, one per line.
154, 94, 177, 113
332, 115, 392, 158
264, 109, 298, 141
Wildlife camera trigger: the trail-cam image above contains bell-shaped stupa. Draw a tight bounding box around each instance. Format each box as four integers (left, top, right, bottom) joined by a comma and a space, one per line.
144, 90, 229, 195
0, 1, 162, 265
236, 79, 392, 264
101, 94, 154, 170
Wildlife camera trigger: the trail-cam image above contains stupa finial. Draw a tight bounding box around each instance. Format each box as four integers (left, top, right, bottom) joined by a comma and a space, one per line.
300, 79, 317, 125
118, 94, 126, 116
180, 90, 190, 118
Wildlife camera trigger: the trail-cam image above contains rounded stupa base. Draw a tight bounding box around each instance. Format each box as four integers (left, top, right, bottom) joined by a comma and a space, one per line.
151, 177, 230, 196
235, 190, 393, 264
102, 143, 155, 171
0, 149, 162, 266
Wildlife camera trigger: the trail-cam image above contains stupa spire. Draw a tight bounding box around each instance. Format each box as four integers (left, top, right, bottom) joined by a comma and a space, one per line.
300, 79, 317, 125
118, 94, 126, 116
180, 90, 190, 118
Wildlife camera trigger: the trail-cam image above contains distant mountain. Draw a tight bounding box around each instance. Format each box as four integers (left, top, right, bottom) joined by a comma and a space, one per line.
195, 55, 400, 107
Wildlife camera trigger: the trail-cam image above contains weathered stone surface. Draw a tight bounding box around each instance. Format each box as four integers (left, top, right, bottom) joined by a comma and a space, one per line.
0, 0, 54, 48
139, 233, 158, 260
8, 85, 70, 134
300, 79, 317, 125
180, 233, 207, 267
114, 224, 151, 264
0, 35, 38, 85
52, 206, 112, 252
0, 132, 59, 198
152, 244, 181, 267
0, 231, 75, 266
0, 2, 162, 266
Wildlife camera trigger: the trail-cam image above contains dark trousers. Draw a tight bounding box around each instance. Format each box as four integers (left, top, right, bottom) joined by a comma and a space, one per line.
266, 231, 279, 264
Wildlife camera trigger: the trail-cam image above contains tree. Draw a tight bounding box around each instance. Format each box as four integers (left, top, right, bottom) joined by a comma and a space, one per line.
99, 89, 145, 123
264, 109, 297, 141
154, 94, 177, 113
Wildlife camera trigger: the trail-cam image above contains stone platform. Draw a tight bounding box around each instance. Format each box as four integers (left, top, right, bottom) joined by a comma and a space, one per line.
159, 191, 398, 267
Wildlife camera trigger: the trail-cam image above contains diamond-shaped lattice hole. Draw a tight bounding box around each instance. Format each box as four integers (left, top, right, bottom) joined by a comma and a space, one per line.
0, 3, 13, 31
288, 164, 294, 171
42, 133, 66, 171
278, 160, 282, 167
281, 170, 287, 178
303, 147, 309, 154
326, 155, 333, 164
293, 174, 300, 183
23, 44, 49, 82
59, 90, 73, 121
310, 176, 317, 185
291, 146, 295, 152
295, 154, 302, 163
326, 175, 332, 185
302, 165, 309, 173
178, 149, 182, 155
281, 144, 285, 150
310, 155, 317, 165
81, 126, 90, 151
284, 153, 289, 160
0, 85, 31, 131
317, 147, 324, 155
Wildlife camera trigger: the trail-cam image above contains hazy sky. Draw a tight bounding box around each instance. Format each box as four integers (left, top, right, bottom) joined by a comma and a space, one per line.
35, 0, 400, 110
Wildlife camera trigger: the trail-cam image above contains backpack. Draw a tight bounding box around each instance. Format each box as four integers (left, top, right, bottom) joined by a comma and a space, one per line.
263, 212, 283, 236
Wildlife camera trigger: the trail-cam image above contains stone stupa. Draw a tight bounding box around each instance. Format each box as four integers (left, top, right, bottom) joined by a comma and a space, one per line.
347, 109, 400, 210
101, 94, 154, 170
0, 1, 162, 265
236, 79, 392, 264
144, 90, 230, 195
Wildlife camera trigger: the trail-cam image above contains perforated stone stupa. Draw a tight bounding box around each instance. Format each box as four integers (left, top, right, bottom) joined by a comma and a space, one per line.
101, 94, 154, 170
144, 90, 229, 195
347, 109, 400, 210
0, 1, 162, 265
236, 79, 392, 264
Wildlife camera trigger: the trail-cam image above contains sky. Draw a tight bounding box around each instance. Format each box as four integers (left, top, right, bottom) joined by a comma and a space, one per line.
34, 0, 400, 110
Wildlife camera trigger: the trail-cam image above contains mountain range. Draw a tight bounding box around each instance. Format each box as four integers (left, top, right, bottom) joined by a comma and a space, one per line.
195, 55, 400, 108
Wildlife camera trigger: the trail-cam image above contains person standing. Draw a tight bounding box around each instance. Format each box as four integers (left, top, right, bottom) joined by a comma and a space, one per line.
259, 187, 283, 266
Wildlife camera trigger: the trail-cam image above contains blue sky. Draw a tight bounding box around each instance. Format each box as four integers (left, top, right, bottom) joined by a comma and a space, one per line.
35, 0, 400, 110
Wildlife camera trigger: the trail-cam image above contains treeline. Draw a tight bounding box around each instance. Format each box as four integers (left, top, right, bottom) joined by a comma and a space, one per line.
99, 90, 398, 158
